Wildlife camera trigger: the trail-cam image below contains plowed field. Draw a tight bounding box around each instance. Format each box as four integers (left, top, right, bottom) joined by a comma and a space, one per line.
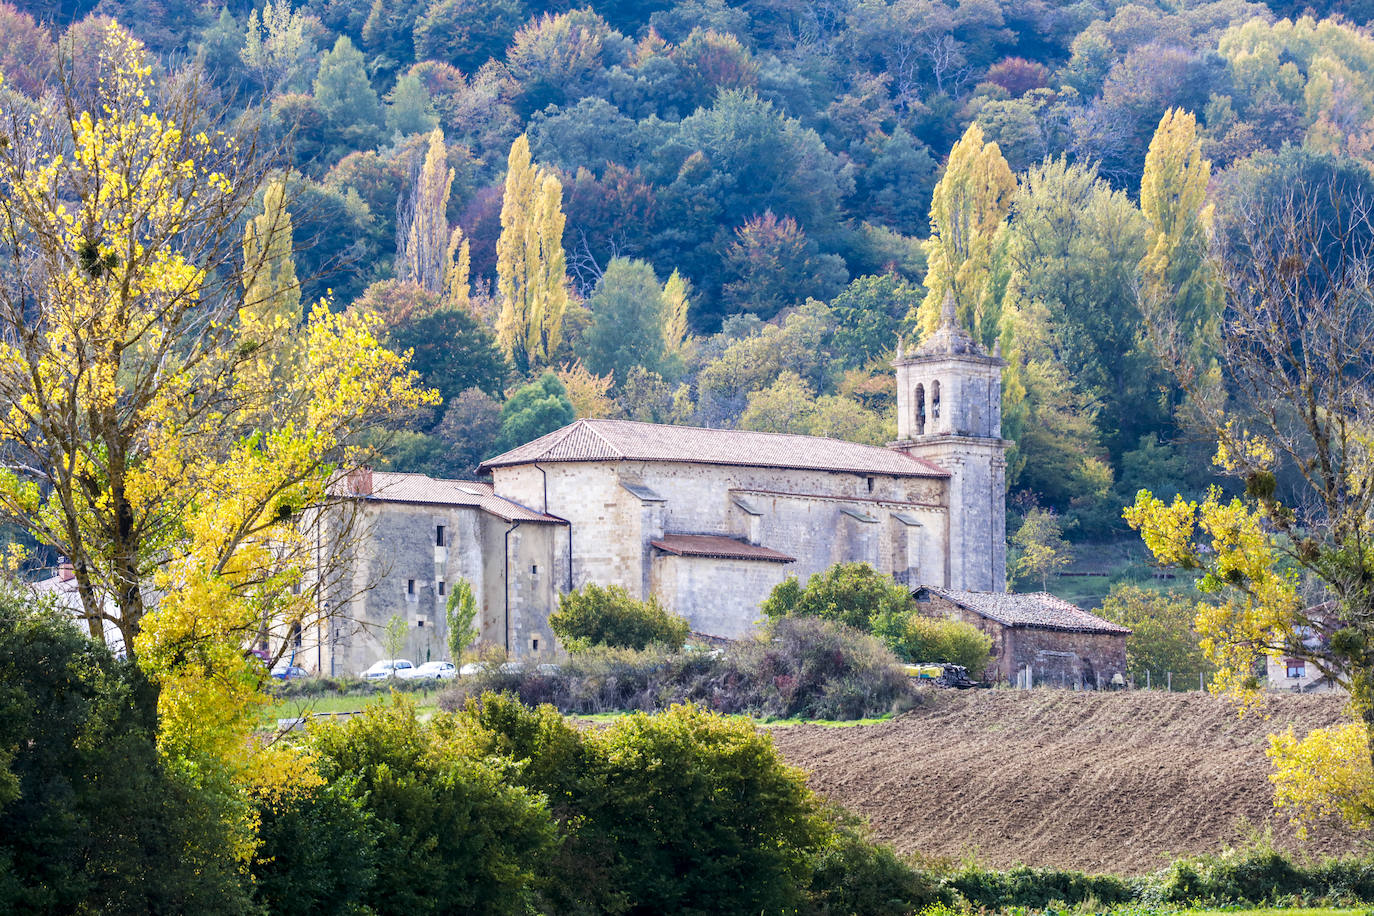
770, 689, 1364, 875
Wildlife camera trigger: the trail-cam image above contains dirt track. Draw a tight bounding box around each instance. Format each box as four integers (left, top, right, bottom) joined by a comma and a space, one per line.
771, 689, 1365, 875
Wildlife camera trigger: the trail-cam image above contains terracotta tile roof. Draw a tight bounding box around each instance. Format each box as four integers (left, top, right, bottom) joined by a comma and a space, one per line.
650, 534, 795, 563
358, 471, 563, 523
478, 418, 950, 478
923, 587, 1131, 635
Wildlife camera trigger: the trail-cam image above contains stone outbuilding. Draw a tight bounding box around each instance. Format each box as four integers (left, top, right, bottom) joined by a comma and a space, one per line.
915, 586, 1130, 688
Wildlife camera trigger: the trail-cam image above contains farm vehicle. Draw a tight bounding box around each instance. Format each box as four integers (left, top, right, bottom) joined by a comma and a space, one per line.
903, 663, 986, 689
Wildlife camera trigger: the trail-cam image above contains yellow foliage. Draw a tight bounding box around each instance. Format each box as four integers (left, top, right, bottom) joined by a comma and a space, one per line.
496, 135, 569, 372
915, 123, 1015, 342
0, 26, 431, 866
1125, 487, 1300, 699
555, 360, 617, 418
1268, 722, 1374, 835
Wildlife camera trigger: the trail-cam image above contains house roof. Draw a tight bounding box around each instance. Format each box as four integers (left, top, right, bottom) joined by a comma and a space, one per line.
478, 418, 950, 478
922, 587, 1131, 635
650, 534, 795, 563
361, 471, 563, 523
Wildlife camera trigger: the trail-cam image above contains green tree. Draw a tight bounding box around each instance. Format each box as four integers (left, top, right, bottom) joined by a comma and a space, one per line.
242, 0, 313, 95
829, 273, 923, 370
592, 704, 829, 914
383, 614, 408, 660
251, 780, 378, 916
579, 257, 671, 383
389, 307, 507, 405
306, 700, 558, 915
722, 210, 847, 320
241, 177, 301, 391
549, 583, 690, 651
1011, 508, 1072, 591
763, 562, 915, 631
496, 135, 570, 373
312, 35, 383, 150
414, 0, 527, 74
1099, 584, 1212, 689
386, 72, 438, 138
446, 578, 480, 660
494, 373, 576, 453
0, 592, 254, 913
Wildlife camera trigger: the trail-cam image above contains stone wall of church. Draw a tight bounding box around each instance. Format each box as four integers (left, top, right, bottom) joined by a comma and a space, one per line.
323, 501, 561, 674
650, 554, 789, 638
490, 459, 953, 622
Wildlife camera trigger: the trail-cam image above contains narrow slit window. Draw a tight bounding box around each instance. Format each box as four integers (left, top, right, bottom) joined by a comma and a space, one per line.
532, 638, 539, 651
436, 525, 445, 547
407, 579, 415, 595
531, 564, 538, 575
438, 580, 446, 596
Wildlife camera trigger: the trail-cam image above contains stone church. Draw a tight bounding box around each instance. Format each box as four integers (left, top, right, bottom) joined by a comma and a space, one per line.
316, 301, 1011, 674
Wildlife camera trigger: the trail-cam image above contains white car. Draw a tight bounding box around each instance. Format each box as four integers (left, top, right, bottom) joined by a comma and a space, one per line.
362, 658, 416, 680
409, 661, 457, 680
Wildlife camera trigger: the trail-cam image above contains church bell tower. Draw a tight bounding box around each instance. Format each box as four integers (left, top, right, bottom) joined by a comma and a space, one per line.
891, 293, 1008, 592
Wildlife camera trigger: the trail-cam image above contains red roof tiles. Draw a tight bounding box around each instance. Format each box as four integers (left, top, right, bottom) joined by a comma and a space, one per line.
478, 418, 949, 478
650, 534, 795, 563
358, 471, 562, 523
923, 587, 1131, 634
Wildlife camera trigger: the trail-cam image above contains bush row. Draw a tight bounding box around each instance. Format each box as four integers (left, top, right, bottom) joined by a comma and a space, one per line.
941, 842, 1374, 911
440, 615, 919, 720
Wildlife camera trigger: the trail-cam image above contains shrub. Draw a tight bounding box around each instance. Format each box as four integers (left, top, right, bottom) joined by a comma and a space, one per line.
874, 613, 993, 673
803, 813, 949, 915
549, 583, 690, 651
442, 616, 916, 720
947, 864, 1134, 909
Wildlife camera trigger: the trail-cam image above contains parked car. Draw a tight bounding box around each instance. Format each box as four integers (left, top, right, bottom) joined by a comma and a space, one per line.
271, 664, 310, 680
409, 661, 456, 680
458, 662, 485, 677
362, 658, 416, 680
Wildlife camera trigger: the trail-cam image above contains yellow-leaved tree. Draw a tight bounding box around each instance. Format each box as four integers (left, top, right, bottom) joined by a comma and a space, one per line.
496, 134, 569, 373
1125, 132, 1374, 833
1137, 108, 1220, 380
913, 123, 1015, 346
0, 25, 432, 863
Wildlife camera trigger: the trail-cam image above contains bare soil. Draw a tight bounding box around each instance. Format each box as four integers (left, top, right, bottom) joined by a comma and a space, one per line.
770, 689, 1368, 875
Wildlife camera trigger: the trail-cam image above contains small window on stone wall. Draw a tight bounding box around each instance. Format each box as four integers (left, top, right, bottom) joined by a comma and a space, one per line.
438, 580, 446, 596
407, 579, 415, 595
436, 525, 446, 547
1286, 660, 1305, 679
531, 564, 538, 576
532, 637, 539, 652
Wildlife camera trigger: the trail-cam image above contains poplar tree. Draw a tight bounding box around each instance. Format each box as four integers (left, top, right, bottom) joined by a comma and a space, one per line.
661, 268, 692, 360
496, 135, 569, 373
241, 178, 301, 391
1138, 108, 1220, 372
915, 124, 1015, 345
397, 128, 453, 294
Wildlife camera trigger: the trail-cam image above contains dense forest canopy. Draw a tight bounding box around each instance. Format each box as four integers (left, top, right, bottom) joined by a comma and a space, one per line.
5, 0, 1373, 540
